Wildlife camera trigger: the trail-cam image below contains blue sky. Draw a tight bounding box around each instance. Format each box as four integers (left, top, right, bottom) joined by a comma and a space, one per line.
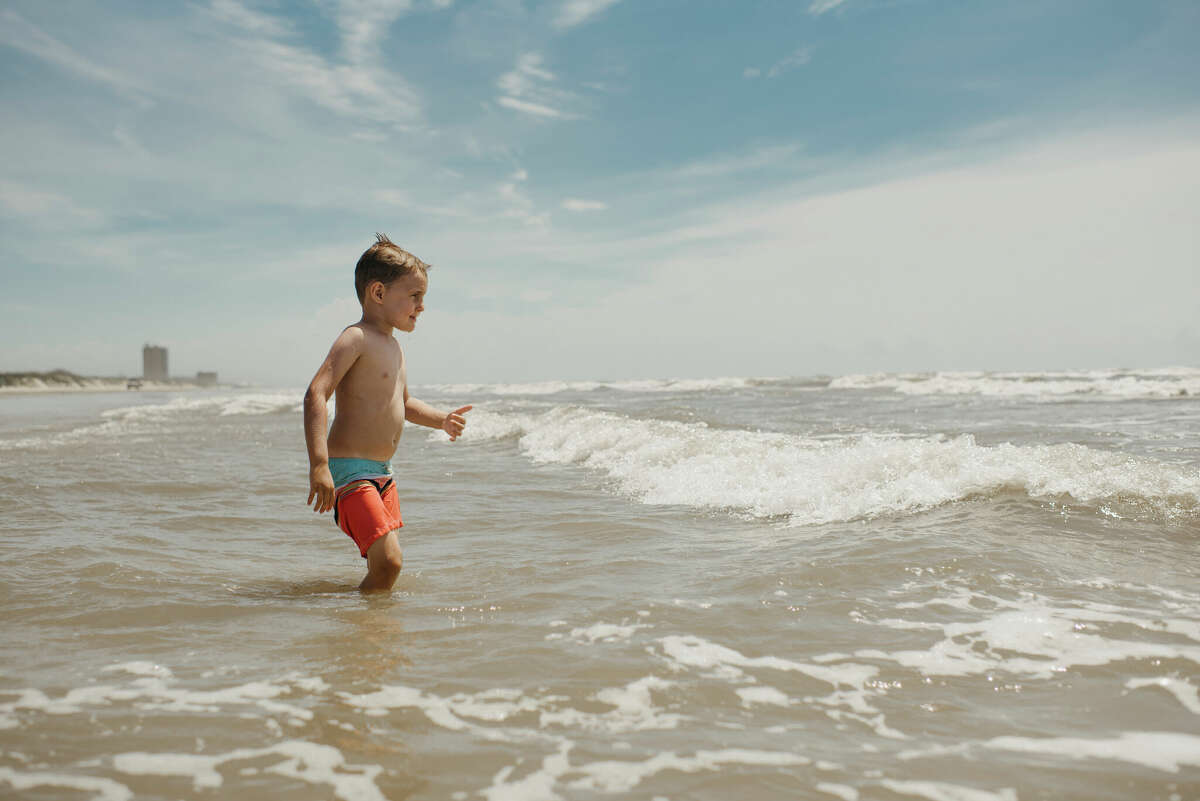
1, 0, 1198, 385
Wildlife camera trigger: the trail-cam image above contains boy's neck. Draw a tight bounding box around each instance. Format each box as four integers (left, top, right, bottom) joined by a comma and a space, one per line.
358, 310, 394, 336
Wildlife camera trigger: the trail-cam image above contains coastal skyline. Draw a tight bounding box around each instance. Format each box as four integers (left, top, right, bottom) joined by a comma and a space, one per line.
1, 0, 1198, 385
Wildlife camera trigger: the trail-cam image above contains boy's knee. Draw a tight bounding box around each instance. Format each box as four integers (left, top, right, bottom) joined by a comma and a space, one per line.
366, 532, 403, 575
381, 549, 403, 574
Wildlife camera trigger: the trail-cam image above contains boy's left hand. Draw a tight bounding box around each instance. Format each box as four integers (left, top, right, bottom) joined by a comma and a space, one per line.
443, 405, 472, 441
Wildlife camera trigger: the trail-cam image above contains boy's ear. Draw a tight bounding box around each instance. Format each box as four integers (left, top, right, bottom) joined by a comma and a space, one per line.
367, 280, 385, 303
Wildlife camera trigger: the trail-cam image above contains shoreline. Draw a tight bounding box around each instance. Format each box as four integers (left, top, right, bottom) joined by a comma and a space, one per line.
0, 381, 205, 396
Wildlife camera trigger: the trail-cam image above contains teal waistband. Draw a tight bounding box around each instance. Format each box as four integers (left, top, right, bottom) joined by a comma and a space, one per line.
328, 457, 393, 489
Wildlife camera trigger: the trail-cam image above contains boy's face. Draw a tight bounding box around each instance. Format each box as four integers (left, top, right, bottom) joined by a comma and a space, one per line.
379, 272, 427, 332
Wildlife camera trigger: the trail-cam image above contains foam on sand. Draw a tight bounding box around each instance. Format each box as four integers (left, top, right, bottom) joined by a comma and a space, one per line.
1124, 676, 1200, 715
880, 779, 1018, 801
448, 406, 1200, 525
112, 740, 385, 800
0, 767, 132, 801
856, 586, 1200, 681
984, 731, 1200, 773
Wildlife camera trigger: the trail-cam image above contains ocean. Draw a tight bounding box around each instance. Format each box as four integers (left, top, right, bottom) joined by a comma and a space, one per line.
1, 368, 1198, 801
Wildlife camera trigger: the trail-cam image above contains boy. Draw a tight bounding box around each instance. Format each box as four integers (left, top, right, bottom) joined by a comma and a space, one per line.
304, 234, 471, 592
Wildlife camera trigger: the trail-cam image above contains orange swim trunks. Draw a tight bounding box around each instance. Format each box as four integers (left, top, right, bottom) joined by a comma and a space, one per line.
333, 478, 403, 558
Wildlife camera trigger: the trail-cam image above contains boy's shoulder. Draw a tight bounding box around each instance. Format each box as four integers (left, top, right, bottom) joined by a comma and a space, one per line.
339, 322, 400, 353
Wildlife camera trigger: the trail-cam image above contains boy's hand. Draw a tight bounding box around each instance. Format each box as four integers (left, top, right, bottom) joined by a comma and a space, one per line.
308, 465, 336, 514
442, 405, 473, 441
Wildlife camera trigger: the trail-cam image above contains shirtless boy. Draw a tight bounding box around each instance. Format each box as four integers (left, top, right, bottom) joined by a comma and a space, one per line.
304, 234, 471, 592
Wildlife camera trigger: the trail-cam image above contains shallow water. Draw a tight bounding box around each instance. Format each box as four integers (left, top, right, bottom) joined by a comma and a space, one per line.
1, 369, 1198, 800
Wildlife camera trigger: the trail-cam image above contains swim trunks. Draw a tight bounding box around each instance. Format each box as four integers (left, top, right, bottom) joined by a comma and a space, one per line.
329, 458, 402, 558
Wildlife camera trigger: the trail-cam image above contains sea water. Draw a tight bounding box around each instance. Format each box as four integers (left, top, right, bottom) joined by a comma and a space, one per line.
0, 368, 1198, 800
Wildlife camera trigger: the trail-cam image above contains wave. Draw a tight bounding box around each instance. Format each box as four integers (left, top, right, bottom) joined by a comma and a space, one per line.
449, 406, 1200, 525
829, 368, 1200, 399
417, 376, 782, 397
101, 392, 303, 421
0, 392, 304, 451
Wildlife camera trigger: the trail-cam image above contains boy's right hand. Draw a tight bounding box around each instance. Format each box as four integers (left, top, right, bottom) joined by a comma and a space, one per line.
308, 465, 336, 514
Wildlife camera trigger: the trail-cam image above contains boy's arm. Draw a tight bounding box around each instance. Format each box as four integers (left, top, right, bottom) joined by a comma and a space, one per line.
303, 327, 364, 513
404, 385, 472, 441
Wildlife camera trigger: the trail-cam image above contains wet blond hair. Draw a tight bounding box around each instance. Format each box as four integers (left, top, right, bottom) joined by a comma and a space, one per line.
354, 233, 430, 303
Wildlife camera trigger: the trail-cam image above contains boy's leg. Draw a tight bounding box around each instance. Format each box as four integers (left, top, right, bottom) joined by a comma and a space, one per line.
359, 529, 403, 593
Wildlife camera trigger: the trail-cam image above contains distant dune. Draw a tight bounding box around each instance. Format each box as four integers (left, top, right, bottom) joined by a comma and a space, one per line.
0, 370, 196, 394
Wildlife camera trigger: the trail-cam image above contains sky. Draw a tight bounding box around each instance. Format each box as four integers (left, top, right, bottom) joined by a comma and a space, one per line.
1, 0, 1198, 386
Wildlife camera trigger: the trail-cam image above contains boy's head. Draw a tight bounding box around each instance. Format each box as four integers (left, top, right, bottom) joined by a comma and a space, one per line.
355, 233, 430, 304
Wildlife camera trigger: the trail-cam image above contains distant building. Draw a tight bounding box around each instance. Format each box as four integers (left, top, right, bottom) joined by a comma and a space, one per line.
143, 345, 168, 382
196, 371, 218, 387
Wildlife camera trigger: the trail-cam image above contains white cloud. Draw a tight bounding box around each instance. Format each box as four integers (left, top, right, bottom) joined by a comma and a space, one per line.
746, 46, 813, 79
373, 188, 413, 206
0, 10, 148, 100
497, 96, 570, 119
206, 0, 295, 38
399, 125, 1200, 383
0, 181, 106, 227
671, 143, 808, 179
562, 198, 608, 211
554, 0, 622, 29
205, 1, 424, 128
496, 53, 578, 119
332, 0, 414, 63
809, 0, 848, 15
768, 47, 812, 77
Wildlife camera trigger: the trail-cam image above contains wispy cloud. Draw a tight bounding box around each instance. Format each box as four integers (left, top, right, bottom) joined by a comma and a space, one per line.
744, 46, 813, 79
0, 10, 148, 100
331, 0, 413, 63
0, 180, 105, 227
207, 0, 295, 38
497, 178, 549, 226
554, 0, 622, 29
206, 0, 423, 128
671, 143, 808, 179
808, 0, 848, 15
496, 53, 578, 119
562, 198, 608, 211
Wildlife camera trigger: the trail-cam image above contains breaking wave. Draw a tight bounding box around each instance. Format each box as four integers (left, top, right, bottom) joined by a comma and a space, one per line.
448, 406, 1200, 525
418, 376, 781, 396
830, 367, 1200, 399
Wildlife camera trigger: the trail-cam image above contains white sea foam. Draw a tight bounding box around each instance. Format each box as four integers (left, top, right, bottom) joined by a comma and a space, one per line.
0, 669, 324, 728
342, 674, 684, 736
1124, 677, 1200, 715
448, 406, 1200, 525
113, 740, 386, 800
736, 686, 791, 707
0, 767, 132, 801
879, 779, 1018, 801
564, 622, 652, 644
102, 391, 302, 421
816, 782, 860, 801
100, 661, 173, 678
857, 587, 1200, 680
984, 731, 1200, 773
0, 391, 304, 450
419, 376, 771, 397
655, 635, 900, 737
564, 748, 810, 793
830, 367, 1200, 399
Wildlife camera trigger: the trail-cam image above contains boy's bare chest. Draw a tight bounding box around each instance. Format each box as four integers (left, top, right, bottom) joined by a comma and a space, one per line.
345, 346, 405, 397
